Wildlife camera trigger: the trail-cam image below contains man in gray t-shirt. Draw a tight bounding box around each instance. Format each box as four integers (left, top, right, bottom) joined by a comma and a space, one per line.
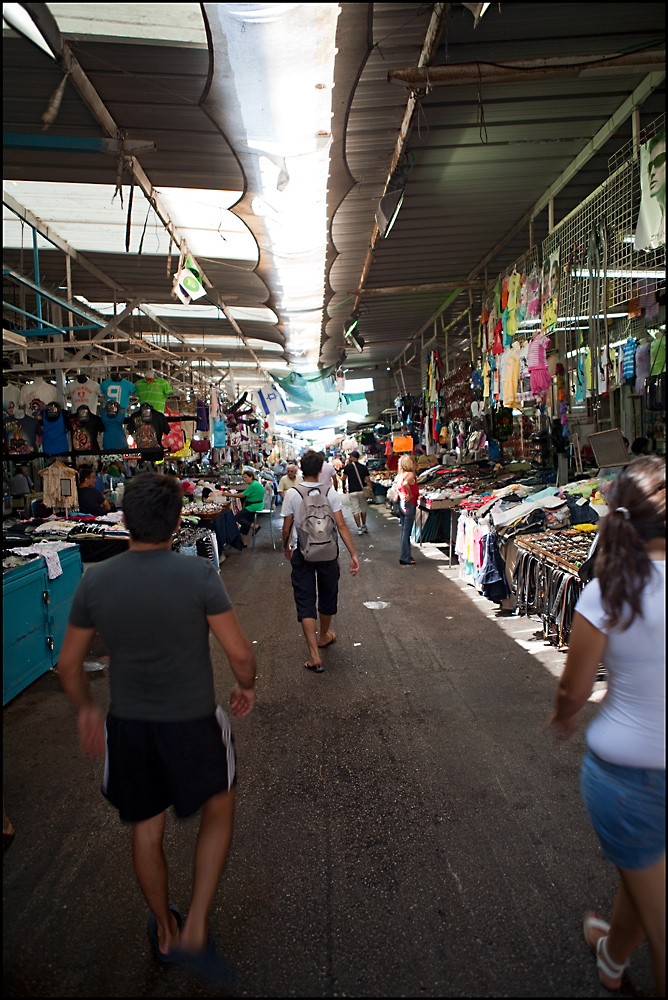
58, 473, 256, 984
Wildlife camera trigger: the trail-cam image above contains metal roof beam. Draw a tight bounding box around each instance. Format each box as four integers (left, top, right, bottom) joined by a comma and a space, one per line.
388, 50, 666, 88
404, 69, 666, 356
352, 279, 485, 297
57, 38, 268, 375
3, 133, 156, 154
352, 3, 447, 309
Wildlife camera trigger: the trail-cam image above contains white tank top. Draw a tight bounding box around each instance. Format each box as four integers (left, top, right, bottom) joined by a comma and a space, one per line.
575, 561, 665, 769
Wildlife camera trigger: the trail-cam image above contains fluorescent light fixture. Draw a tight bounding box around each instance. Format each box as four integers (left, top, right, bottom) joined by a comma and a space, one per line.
376, 161, 412, 239
3, 3, 57, 58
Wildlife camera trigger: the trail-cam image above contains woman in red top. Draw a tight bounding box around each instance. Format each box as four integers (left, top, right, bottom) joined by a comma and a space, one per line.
396, 455, 419, 565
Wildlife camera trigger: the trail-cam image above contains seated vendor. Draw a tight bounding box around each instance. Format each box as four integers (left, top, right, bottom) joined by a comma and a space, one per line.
219, 469, 264, 547
77, 466, 113, 516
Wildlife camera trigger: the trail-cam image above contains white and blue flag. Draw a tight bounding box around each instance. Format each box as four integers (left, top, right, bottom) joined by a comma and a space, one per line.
257, 384, 288, 415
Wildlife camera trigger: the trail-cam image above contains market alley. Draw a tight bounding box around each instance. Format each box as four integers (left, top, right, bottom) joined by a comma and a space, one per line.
2, 499, 654, 998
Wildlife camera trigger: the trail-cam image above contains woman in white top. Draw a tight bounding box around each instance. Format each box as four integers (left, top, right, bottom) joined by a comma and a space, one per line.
545, 456, 665, 995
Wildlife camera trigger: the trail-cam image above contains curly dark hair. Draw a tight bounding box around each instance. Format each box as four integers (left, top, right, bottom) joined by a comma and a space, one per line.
595, 455, 665, 630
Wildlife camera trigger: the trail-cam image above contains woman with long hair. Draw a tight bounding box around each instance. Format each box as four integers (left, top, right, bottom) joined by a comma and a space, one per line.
545, 456, 665, 995
396, 454, 419, 566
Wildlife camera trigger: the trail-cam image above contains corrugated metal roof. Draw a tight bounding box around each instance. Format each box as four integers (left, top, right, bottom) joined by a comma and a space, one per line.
3, 2, 665, 416
322, 2, 664, 416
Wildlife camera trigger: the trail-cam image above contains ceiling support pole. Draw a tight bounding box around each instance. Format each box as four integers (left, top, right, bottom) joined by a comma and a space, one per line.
353, 3, 447, 310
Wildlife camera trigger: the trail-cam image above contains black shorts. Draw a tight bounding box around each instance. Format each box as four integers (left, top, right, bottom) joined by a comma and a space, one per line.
290, 547, 340, 621
103, 707, 236, 823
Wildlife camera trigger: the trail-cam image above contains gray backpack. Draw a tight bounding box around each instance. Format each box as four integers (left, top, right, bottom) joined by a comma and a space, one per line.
294, 483, 338, 562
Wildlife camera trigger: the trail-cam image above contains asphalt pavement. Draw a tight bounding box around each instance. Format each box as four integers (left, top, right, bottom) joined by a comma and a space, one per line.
2, 498, 654, 997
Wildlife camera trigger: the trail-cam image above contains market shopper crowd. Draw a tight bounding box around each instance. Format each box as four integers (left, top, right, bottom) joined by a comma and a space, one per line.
21, 443, 662, 996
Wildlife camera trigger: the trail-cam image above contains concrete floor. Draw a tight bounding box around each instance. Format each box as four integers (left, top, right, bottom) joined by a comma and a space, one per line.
3, 498, 654, 997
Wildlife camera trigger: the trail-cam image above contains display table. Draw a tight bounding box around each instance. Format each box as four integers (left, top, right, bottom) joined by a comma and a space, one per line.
3, 547, 83, 704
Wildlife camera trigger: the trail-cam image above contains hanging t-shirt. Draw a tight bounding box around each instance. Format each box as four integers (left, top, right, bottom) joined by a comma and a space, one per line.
502, 345, 521, 409
501, 276, 509, 311
66, 379, 101, 413
70, 413, 104, 452
20, 378, 58, 417
507, 272, 521, 311
634, 341, 652, 394
196, 399, 210, 431
4, 414, 40, 454
40, 411, 70, 455
3, 383, 21, 417
100, 409, 129, 451
127, 409, 170, 451
622, 337, 637, 382
100, 378, 135, 412
134, 377, 172, 413
162, 407, 185, 454
492, 320, 503, 355
650, 332, 665, 375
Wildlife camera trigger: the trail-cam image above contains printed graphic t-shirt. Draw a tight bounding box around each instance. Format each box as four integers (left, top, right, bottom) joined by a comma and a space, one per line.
20, 379, 57, 417
4, 414, 40, 454
100, 378, 136, 412
66, 379, 102, 413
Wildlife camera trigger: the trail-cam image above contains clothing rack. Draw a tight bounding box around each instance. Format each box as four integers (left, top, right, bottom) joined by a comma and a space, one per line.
513, 542, 583, 647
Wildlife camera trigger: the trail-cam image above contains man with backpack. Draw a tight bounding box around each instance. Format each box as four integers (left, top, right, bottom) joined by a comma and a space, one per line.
281, 450, 360, 673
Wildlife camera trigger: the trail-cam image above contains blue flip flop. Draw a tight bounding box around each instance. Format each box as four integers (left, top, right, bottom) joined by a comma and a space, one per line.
147, 902, 183, 964
172, 936, 236, 986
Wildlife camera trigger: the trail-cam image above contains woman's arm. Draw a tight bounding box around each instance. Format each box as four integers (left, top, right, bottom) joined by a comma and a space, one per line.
543, 611, 607, 738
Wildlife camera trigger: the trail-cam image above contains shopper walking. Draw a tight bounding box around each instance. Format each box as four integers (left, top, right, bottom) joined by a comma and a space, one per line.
281, 449, 359, 673
57, 472, 256, 983
396, 454, 419, 565
342, 450, 372, 534
544, 456, 665, 996
277, 463, 303, 500
317, 452, 339, 492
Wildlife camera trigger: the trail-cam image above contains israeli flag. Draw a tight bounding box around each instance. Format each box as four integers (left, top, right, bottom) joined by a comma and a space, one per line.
257, 384, 288, 415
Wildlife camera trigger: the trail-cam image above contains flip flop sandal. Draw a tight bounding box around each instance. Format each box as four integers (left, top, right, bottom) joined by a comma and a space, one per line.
148, 903, 183, 963
304, 661, 324, 673
172, 937, 235, 986
318, 632, 336, 648
583, 911, 628, 992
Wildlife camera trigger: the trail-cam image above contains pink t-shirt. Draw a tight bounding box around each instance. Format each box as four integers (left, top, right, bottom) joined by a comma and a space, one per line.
527, 333, 551, 370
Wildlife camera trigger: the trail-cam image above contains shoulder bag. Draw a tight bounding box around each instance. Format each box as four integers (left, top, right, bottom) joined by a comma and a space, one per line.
352, 462, 374, 501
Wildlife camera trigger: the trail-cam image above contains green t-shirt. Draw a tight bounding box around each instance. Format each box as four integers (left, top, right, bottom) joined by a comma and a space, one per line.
243, 479, 265, 511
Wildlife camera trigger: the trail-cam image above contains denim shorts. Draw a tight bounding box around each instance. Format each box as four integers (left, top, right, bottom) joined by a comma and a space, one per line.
580, 748, 665, 870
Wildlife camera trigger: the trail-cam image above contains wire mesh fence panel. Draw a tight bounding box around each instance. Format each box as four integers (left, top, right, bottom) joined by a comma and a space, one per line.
482, 246, 540, 314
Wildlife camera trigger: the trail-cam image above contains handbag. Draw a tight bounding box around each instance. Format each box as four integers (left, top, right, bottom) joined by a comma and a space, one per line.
386, 477, 400, 504
352, 461, 374, 501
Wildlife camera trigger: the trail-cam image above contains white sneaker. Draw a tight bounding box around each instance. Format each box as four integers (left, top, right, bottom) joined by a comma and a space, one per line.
362, 525, 368, 533
357, 528, 364, 535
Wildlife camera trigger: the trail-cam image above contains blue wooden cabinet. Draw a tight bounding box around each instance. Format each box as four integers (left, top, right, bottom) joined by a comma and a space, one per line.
3, 548, 83, 705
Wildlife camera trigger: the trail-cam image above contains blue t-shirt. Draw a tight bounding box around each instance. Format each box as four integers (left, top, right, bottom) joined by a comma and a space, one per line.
40, 412, 70, 455
100, 378, 135, 412
100, 409, 128, 450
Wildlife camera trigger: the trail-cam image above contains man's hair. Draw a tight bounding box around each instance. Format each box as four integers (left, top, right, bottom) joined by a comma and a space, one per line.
77, 465, 94, 487
122, 472, 183, 543
350, 450, 360, 460
300, 450, 325, 477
